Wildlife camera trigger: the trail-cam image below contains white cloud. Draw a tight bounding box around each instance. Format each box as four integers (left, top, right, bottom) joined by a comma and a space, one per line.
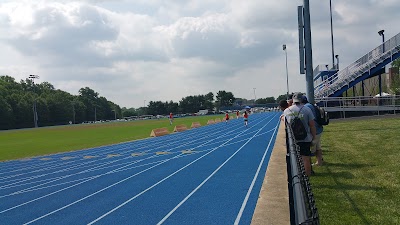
1, 0, 399, 108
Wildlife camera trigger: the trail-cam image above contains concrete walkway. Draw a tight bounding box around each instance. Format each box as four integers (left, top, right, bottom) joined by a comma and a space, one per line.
251, 122, 290, 225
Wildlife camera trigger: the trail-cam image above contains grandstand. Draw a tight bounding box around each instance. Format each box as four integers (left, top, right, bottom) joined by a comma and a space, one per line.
312, 32, 400, 117
314, 32, 400, 99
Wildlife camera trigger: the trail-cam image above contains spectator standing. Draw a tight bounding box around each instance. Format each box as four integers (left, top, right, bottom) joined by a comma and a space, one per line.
287, 93, 294, 107
283, 92, 316, 176
303, 96, 324, 166
236, 110, 240, 119
279, 99, 289, 121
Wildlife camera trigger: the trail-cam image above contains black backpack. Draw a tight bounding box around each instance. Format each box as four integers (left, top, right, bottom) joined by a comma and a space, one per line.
313, 105, 329, 126
290, 107, 307, 140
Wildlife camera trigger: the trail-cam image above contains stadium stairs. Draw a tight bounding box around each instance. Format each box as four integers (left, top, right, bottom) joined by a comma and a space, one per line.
314, 32, 400, 100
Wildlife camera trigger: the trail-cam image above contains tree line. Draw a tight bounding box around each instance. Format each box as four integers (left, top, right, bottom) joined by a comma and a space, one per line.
0, 76, 122, 130
0, 75, 281, 130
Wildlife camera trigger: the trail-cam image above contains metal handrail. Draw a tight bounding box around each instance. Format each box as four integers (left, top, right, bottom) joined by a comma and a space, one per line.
315, 32, 400, 98
285, 120, 319, 225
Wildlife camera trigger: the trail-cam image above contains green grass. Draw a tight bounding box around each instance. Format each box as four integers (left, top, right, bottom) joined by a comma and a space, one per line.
310, 116, 400, 225
0, 114, 228, 161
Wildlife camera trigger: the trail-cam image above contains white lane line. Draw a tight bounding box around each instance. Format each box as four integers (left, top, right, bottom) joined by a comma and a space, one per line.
0, 153, 178, 214
0, 126, 208, 182
0, 154, 165, 198
14, 117, 258, 193
0, 123, 224, 188
0, 121, 219, 178
17, 114, 270, 223
1, 114, 242, 183
3, 114, 255, 207
234, 119, 280, 225
21, 153, 184, 225
87, 114, 274, 225
156, 114, 278, 225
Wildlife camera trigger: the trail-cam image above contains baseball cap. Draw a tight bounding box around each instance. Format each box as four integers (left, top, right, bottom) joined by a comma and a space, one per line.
302, 95, 308, 103
292, 92, 304, 103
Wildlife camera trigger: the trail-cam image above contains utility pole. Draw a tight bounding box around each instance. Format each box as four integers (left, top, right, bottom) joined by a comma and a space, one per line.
72, 103, 76, 124
303, 0, 315, 104
253, 88, 256, 104
112, 109, 117, 120
329, 0, 335, 69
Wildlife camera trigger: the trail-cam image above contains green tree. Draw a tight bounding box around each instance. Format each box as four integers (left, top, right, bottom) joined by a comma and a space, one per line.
121, 107, 138, 118
276, 94, 288, 103
215, 90, 235, 110
256, 97, 276, 104
147, 101, 167, 115
166, 101, 179, 114
388, 59, 400, 95
0, 75, 123, 129
0, 88, 13, 129
46, 90, 74, 124
78, 87, 99, 121
204, 92, 214, 110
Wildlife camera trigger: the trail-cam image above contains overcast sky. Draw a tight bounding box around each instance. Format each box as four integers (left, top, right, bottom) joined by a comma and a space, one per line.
1, 0, 399, 108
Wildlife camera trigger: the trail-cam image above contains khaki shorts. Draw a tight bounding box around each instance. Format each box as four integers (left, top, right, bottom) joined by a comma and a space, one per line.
311, 133, 322, 153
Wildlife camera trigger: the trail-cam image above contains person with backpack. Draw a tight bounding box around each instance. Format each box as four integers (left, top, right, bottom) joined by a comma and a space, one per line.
283, 92, 316, 176
303, 96, 324, 166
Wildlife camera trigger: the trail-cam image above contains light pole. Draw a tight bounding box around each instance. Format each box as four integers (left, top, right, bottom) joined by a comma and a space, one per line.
112, 109, 116, 120
253, 88, 257, 102
143, 100, 146, 116
28, 74, 39, 128
72, 102, 76, 124
335, 54, 339, 70
283, 44, 289, 100
378, 30, 385, 97
303, 0, 315, 104
329, 0, 335, 69
378, 30, 385, 52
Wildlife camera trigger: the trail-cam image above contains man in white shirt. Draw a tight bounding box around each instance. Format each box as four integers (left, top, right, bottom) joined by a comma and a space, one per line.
283, 92, 316, 176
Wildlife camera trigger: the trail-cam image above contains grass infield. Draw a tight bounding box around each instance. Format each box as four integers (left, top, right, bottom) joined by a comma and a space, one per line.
0, 114, 232, 161
310, 116, 400, 225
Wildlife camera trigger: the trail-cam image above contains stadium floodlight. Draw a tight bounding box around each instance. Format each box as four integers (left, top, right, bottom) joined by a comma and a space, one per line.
28, 75, 40, 128
378, 29, 385, 97
297, 6, 305, 74
253, 88, 256, 103
378, 30, 385, 52
29, 74, 40, 80
329, 0, 335, 71
283, 44, 290, 100
335, 54, 339, 70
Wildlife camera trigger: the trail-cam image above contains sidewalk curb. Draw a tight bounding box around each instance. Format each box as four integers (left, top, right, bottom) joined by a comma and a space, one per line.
251, 122, 290, 225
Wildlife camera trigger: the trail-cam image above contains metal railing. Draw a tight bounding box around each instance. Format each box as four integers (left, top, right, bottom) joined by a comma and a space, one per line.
315, 32, 400, 98
316, 95, 400, 118
286, 120, 319, 225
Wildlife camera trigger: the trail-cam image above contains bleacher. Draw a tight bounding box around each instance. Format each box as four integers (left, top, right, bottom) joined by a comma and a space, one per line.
314, 32, 400, 99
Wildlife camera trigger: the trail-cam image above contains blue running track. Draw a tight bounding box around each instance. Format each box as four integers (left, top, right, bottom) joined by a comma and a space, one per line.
0, 112, 281, 225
